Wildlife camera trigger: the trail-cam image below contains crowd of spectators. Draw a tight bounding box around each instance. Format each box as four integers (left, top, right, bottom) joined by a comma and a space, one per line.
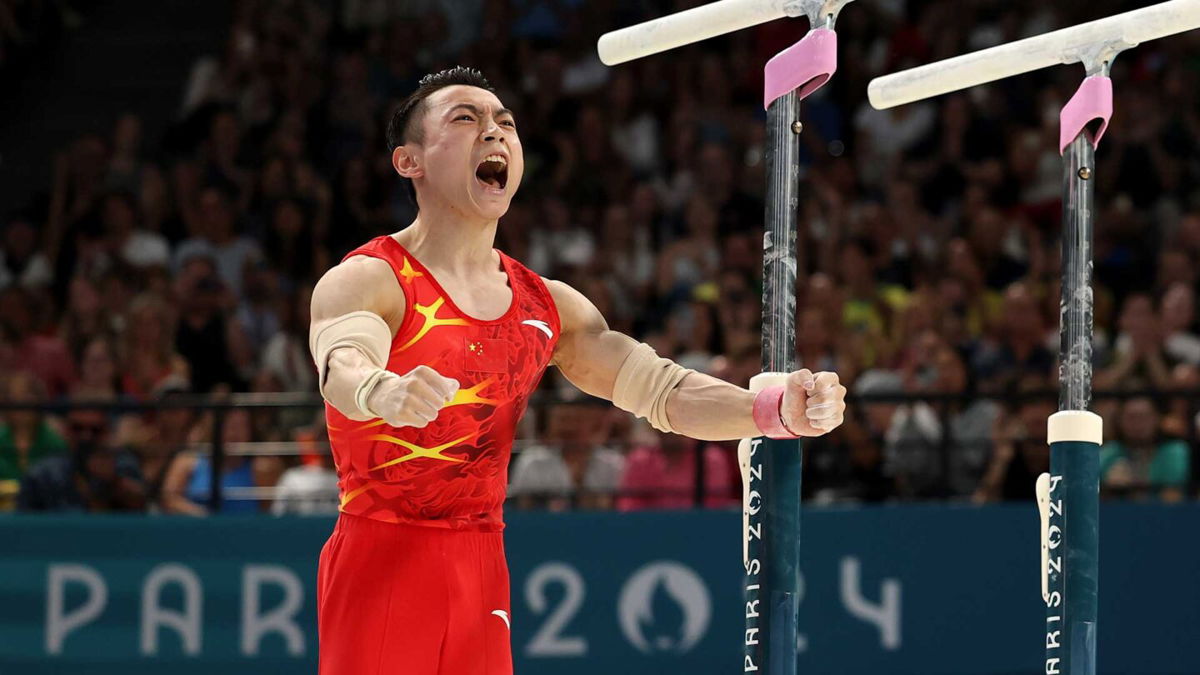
2, 0, 1199, 515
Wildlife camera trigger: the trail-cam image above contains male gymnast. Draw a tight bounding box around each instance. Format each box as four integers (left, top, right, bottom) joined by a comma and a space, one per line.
309, 66, 847, 674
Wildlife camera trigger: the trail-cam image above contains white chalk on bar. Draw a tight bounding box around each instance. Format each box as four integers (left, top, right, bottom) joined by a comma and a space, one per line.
868, 0, 1200, 109
598, 0, 795, 65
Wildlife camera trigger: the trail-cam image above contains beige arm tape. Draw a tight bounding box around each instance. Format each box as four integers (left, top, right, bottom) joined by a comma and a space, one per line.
612, 342, 693, 434
309, 310, 393, 398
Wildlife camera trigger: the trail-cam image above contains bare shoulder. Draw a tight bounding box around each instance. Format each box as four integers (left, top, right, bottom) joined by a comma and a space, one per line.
312, 256, 406, 328
542, 278, 580, 308
542, 277, 637, 394
543, 278, 607, 336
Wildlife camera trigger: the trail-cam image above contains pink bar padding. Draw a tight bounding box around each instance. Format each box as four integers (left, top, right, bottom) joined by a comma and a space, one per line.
1059, 76, 1113, 155
763, 28, 838, 110
752, 385, 799, 439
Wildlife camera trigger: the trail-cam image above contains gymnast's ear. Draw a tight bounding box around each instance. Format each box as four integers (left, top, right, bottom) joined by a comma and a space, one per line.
392, 145, 423, 180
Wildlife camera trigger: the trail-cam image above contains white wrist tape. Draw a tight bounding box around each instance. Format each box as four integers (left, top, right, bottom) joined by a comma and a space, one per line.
309, 310, 393, 397
612, 342, 693, 434
353, 368, 397, 419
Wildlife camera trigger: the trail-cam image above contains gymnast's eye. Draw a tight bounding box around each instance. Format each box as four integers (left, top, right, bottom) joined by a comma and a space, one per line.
456, 114, 475, 122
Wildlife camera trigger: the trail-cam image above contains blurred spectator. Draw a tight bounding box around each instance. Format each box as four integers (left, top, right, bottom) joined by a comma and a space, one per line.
272, 423, 339, 515
263, 198, 318, 285
328, 155, 388, 258
1160, 283, 1200, 367
971, 282, 1054, 392
174, 265, 247, 393
616, 421, 738, 510
526, 196, 594, 276
246, 369, 292, 442
261, 283, 316, 393
1098, 293, 1174, 390
797, 305, 849, 377
598, 202, 656, 323
1162, 364, 1200, 441
508, 403, 623, 510
18, 402, 146, 512
5, 0, 1200, 510
1101, 396, 1190, 502
116, 377, 196, 510
106, 113, 147, 192
0, 214, 53, 289
234, 265, 282, 359
160, 408, 268, 515
607, 70, 659, 175
100, 191, 170, 270
121, 293, 188, 398
0, 286, 75, 397
856, 369, 943, 499
174, 186, 261, 296
808, 410, 894, 504
967, 209, 1028, 291
507, 444, 570, 509
853, 98, 935, 174
71, 336, 122, 399
903, 341, 1001, 497
665, 302, 719, 373
59, 277, 117, 362
657, 195, 719, 307
272, 458, 339, 515
0, 372, 68, 509
973, 378, 1055, 503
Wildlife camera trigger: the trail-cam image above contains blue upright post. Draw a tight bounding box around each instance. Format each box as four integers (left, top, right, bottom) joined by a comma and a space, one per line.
1041, 66, 1113, 675
744, 7, 843, 673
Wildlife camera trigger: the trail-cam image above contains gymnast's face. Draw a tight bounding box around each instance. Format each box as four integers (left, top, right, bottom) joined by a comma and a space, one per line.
395, 85, 524, 222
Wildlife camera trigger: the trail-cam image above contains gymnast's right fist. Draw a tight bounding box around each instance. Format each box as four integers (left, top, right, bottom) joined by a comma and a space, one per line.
367, 366, 460, 429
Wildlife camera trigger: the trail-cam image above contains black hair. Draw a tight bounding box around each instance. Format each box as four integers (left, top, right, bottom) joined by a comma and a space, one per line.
385, 66, 495, 206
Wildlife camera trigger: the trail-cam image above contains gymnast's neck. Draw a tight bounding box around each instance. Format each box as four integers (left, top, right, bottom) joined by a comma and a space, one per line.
393, 208, 502, 277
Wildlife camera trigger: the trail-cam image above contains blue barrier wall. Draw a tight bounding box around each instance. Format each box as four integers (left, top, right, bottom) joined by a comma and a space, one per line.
1, 503, 1198, 674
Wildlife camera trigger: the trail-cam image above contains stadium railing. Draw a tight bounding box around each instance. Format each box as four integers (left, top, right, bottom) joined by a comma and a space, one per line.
0, 388, 1196, 511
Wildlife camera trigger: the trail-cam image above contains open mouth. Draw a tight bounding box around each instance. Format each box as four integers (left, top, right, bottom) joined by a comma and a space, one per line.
475, 154, 508, 191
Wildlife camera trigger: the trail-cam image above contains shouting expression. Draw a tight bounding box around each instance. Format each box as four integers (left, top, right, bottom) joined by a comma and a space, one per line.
393, 85, 524, 222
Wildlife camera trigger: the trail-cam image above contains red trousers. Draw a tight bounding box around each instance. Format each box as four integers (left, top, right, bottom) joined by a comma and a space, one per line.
317, 513, 513, 675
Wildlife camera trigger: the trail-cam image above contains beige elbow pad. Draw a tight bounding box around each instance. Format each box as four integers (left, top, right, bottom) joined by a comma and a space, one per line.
612, 342, 693, 434
309, 310, 393, 397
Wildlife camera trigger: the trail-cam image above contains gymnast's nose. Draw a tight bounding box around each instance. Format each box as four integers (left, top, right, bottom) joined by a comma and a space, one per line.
482, 124, 505, 144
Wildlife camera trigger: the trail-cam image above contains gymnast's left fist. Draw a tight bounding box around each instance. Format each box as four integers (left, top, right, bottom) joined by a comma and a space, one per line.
781, 369, 847, 437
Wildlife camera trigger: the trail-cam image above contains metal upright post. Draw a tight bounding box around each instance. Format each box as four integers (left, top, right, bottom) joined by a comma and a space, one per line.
1059, 134, 1096, 415
745, 8, 843, 672
747, 87, 803, 674
865, 6, 1200, 673
1042, 66, 1113, 675
594, 3, 852, 671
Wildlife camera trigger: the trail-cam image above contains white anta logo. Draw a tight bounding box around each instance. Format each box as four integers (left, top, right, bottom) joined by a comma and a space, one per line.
618, 561, 711, 654
521, 319, 554, 339
491, 609, 510, 629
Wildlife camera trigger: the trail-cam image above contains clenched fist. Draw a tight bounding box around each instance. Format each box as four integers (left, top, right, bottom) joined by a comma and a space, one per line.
781, 369, 846, 437
367, 365, 460, 429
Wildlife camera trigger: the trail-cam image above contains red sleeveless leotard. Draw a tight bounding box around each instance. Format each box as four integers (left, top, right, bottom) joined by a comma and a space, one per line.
324, 235, 560, 530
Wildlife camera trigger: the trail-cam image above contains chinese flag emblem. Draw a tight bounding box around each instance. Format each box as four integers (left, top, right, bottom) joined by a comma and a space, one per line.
464, 337, 507, 374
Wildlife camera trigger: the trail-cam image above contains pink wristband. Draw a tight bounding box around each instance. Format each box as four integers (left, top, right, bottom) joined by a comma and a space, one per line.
753, 385, 800, 439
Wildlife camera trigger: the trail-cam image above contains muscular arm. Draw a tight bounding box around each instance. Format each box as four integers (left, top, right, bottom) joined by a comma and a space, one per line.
309, 256, 457, 431
548, 280, 844, 442
309, 256, 405, 421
